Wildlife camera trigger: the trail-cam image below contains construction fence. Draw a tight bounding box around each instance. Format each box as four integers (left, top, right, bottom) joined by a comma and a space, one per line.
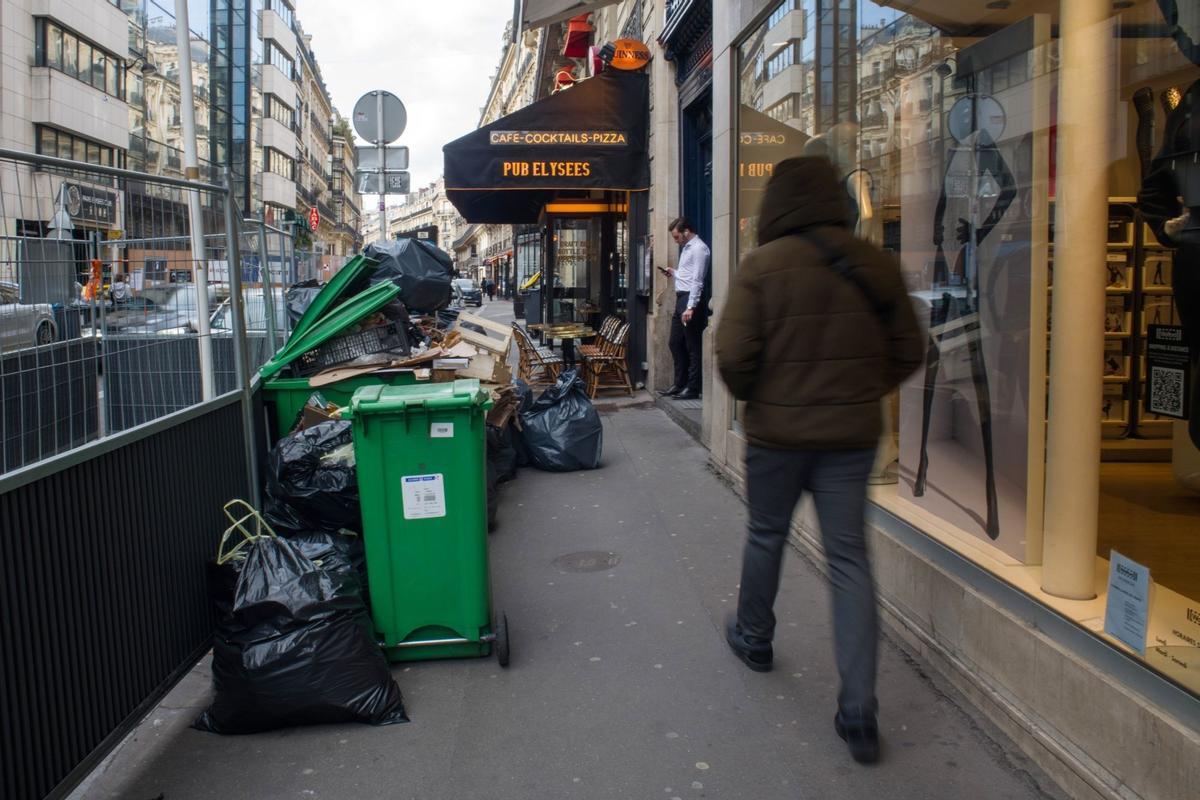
0, 149, 312, 475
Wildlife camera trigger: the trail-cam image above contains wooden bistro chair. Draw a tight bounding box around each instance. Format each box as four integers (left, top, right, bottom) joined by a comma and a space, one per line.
578, 315, 620, 360
581, 320, 633, 398
512, 322, 563, 387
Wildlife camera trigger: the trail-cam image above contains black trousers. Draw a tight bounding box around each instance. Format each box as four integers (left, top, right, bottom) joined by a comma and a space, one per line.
737, 445, 879, 713
669, 291, 704, 392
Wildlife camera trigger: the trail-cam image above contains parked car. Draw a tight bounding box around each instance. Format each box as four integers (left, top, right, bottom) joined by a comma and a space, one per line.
105, 285, 225, 334
454, 278, 483, 307
0, 280, 56, 351
207, 288, 289, 335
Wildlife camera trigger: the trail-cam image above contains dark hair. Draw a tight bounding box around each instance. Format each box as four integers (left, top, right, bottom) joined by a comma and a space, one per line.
668, 216, 693, 234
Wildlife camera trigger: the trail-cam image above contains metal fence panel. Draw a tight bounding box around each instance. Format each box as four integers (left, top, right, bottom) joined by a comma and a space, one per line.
0, 150, 280, 475
0, 397, 249, 800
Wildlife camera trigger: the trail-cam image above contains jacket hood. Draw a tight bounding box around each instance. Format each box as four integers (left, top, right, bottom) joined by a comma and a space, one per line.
757, 156, 850, 245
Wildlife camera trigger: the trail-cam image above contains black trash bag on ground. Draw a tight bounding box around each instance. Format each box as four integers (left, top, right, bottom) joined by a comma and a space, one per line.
285, 279, 323, 325
511, 380, 535, 468
517, 369, 603, 472
363, 239, 453, 313
486, 424, 518, 484
264, 421, 361, 535
206, 530, 367, 619
194, 536, 407, 734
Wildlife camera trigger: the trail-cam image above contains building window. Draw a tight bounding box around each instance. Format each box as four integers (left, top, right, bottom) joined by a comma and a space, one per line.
265, 147, 295, 180
266, 41, 295, 80
767, 0, 798, 30
765, 42, 798, 80
35, 19, 125, 101
265, 0, 295, 29
35, 125, 120, 168
266, 95, 296, 130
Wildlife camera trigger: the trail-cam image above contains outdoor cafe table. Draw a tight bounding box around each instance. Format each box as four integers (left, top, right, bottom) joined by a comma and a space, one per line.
527, 323, 595, 367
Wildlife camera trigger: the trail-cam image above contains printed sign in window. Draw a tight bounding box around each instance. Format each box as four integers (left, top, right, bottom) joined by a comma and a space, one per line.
401, 474, 446, 520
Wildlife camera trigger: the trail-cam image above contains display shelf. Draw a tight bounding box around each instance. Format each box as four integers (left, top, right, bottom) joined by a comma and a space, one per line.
1045, 199, 1178, 439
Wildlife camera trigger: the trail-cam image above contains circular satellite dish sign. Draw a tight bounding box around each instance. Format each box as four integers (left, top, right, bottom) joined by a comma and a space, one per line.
609, 38, 651, 71
353, 90, 407, 144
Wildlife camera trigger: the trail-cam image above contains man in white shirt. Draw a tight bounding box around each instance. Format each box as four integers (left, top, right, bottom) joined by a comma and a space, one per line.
660, 216, 709, 400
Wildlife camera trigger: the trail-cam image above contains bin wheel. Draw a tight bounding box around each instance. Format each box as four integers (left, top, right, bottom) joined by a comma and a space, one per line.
495, 613, 510, 668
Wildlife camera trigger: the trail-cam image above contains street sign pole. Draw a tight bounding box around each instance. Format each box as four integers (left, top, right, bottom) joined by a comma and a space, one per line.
376, 90, 386, 243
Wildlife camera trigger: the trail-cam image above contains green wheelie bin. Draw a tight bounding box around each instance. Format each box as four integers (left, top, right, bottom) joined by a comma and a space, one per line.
345, 380, 510, 665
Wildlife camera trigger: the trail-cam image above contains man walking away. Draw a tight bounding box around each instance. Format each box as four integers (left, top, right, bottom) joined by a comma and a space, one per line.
715, 157, 923, 764
660, 217, 709, 400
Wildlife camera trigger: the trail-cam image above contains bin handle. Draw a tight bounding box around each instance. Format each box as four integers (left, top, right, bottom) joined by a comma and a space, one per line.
216, 499, 278, 565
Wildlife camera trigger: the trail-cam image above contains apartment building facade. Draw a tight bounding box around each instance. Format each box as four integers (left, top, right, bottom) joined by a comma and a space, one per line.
0, 0, 360, 263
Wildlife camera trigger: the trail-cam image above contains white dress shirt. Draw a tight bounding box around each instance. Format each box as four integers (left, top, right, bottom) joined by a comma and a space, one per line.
675, 236, 709, 310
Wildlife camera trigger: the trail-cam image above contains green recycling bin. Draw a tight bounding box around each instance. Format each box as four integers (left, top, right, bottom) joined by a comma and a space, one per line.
345, 380, 509, 665
262, 372, 418, 443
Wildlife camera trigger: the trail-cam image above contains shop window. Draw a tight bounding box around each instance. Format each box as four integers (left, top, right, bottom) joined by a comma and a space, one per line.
733, 0, 1200, 696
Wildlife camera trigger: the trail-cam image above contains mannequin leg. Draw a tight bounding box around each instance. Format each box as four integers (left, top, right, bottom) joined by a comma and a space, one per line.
966, 323, 1000, 540
913, 334, 941, 497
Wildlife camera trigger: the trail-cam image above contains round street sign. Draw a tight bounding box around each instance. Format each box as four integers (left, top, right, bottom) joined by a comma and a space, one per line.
353, 90, 407, 144
307, 206, 320, 231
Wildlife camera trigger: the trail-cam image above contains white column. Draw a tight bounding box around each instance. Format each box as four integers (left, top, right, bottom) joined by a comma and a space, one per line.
175, 0, 214, 399
1042, 0, 1115, 599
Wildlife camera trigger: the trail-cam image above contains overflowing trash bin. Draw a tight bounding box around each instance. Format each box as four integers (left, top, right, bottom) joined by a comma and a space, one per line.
345, 380, 509, 665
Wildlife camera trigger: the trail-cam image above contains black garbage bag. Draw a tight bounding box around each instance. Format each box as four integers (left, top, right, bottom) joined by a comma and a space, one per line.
511, 380, 535, 468
285, 279, 324, 325
486, 424, 518, 484
517, 369, 603, 472
206, 530, 367, 620
363, 238, 453, 313
264, 421, 361, 535
194, 536, 407, 734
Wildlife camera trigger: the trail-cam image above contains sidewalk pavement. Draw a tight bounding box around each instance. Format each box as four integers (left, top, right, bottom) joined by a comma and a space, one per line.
75, 404, 1066, 800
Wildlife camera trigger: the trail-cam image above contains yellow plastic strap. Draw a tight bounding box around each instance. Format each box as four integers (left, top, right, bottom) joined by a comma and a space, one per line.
216, 499, 278, 565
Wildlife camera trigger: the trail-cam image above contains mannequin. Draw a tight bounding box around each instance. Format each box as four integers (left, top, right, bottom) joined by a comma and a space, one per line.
912, 93, 1017, 541
1137, 0, 1200, 449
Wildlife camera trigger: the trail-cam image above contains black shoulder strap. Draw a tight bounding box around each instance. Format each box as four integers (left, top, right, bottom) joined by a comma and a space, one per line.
796, 229, 888, 318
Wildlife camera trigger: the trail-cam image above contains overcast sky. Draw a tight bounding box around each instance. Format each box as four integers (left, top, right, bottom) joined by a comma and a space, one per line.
296, 1, 514, 208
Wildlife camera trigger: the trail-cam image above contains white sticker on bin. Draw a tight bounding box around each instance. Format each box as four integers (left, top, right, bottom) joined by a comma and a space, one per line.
401, 474, 447, 519
430, 422, 454, 438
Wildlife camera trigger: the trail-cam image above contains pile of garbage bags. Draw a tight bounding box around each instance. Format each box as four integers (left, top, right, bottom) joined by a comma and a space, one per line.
264, 420, 361, 536
196, 532, 406, 734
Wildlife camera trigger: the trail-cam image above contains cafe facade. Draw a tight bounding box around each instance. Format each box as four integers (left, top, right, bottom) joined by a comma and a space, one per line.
444, 65, 652, 379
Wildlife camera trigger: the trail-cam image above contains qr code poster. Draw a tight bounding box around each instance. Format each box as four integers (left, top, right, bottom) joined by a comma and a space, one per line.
1149, 366, 1186, 417
1145, 325, 1190, 421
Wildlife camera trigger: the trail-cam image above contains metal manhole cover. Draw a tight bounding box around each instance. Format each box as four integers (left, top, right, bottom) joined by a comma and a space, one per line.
553, 551, 621, 573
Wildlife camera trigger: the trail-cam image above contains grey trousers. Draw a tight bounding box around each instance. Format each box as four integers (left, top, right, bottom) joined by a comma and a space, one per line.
736, 445, 879, 713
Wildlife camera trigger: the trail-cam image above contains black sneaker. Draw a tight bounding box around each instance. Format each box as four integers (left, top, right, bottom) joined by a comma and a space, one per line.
658, 385, 683, 396
724, 617, 772, 672
834, 708, 880, 764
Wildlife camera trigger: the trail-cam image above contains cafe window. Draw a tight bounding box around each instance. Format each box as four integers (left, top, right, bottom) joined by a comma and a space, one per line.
735, 0, 1200, 695
35, 19, 125, 101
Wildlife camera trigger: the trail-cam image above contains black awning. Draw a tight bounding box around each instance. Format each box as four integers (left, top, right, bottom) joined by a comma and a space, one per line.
443, 70, 649, 224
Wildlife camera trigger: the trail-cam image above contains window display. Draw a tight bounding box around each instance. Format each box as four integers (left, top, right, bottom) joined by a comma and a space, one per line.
735, 0, 1200, 694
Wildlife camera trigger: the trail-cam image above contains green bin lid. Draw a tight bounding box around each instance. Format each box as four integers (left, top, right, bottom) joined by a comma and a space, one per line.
286, 253, 379, 344
259, 281, 402, 380
347, 379, 491, 417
